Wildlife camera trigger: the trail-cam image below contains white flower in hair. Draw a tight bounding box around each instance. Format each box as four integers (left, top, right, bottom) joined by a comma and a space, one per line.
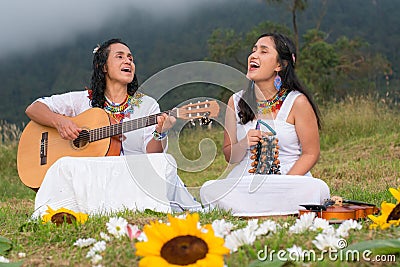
92, 44, 100, 54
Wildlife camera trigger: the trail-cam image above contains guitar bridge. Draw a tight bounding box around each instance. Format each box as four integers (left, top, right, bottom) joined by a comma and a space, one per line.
40, 132, 48, 165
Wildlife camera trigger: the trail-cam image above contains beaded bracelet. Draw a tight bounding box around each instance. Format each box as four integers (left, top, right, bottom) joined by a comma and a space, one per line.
152, 130, 168, 141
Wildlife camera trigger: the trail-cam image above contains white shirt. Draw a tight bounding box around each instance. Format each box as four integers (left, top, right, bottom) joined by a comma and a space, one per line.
35, 90, 160, 154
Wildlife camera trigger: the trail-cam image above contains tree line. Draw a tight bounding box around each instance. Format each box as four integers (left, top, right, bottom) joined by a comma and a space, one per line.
207, 0, 396, 103
0, 0, 398, 124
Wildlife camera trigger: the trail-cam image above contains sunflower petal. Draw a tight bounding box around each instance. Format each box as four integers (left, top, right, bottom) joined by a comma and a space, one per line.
389, 187, 400, 203
138, 255, 169, 267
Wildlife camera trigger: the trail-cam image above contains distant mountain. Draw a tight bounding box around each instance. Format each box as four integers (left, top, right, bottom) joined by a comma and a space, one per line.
1, 0, 399, 124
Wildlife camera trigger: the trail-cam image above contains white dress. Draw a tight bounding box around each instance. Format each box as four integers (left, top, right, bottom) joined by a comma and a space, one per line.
200, 90, 330, 216
31, 90, 201, 219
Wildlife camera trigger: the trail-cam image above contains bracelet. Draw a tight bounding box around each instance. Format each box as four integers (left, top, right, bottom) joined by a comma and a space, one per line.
152, 130, 168, 141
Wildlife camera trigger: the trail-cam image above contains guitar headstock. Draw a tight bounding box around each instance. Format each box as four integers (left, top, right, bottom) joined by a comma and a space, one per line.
176, 100, 220, 123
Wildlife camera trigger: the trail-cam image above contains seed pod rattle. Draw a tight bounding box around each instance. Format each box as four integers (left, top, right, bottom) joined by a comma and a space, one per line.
248, 132, 281, 175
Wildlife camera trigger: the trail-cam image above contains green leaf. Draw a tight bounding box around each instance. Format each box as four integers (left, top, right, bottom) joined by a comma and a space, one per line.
344, 239, 400, 255
0, 237, 12, 254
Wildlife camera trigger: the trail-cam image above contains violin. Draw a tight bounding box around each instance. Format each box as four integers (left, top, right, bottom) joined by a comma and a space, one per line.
299, 196, 379, 222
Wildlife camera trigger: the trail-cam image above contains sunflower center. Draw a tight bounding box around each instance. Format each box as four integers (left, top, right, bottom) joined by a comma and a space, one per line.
51, 212, 77, 226
387, 203, 400, 222
160, 235, 209, 265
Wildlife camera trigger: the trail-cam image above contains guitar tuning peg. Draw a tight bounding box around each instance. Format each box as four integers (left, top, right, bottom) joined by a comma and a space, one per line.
200, 115, 211, 125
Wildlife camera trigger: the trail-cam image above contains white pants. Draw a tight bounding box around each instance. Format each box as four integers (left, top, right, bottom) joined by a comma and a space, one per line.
200, 175, 330, 216
33, 153, 201, 218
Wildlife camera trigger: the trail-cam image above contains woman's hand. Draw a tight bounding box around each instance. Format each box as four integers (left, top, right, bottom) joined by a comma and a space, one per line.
25, 101, 81, 140
55, 117, 81, 140
155, 113, 176, 133
244, 129, 263, 147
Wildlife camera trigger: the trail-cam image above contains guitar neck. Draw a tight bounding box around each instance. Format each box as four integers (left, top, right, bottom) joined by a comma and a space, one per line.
90, 109, 177, 142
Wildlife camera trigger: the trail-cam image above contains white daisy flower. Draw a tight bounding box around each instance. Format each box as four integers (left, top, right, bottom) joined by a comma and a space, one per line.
342, 219, 362, 231
106, 217, 128, 238
255, 220, 277, 236
224, 232, 241, 253
286, 245, 305, 261
92, 240, 107, 253
312, 232, 341, 251
311, 217, 331, 232
0, 256, 9, 263
73, 238, 97, 248
17, 252, 26, 258
91, 254, 103, 265
86, 249, 96, 259
100, 232, 111, 241
211, 219, 235, 238
224, 227, 257, 252
322, 226, 336, 236
245, 219, 259, 232
336, 219, 362, 237
86, 241, 107, 259
280, 222, 290, 228
289, 212, 315, 234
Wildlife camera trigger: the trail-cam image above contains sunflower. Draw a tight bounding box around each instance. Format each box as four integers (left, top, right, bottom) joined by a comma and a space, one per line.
368, 187, 400, 230
42, 206, 88, 226
135, 213, 230, 267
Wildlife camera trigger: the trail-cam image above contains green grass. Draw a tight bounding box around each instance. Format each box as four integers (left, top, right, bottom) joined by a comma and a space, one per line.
0, 95, 399, 266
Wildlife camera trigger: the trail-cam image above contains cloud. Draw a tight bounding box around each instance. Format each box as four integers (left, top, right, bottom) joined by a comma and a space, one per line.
0, 0, 229, 58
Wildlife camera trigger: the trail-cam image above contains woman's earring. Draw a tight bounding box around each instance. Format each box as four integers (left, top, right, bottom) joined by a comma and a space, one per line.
274, 72, 282, 91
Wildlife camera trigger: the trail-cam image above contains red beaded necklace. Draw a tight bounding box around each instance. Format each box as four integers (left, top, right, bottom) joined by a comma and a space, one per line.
257, 89, 288, 114
103, 94, 134, 122
86, 89, 144, 122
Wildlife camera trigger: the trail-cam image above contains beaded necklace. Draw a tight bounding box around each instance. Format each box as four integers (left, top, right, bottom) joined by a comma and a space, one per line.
103, 92, 144, 122
86, 89, 144, 122
257, 88, 288, 114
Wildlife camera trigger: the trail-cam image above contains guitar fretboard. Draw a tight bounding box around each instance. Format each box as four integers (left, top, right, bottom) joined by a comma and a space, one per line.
89, 109, 177, 142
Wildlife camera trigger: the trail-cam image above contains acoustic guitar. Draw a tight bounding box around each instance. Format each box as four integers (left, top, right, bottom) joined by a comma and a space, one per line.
17, 100, 220, 189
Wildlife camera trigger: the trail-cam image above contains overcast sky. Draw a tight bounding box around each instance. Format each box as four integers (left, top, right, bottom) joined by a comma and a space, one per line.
0, 0, 232, 59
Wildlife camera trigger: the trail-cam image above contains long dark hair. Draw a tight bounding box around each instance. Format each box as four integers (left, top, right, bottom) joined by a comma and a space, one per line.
238, 33, 321, 128
89, 38, 139, 108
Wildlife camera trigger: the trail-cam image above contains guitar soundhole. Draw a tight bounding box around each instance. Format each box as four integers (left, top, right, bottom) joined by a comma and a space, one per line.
72, 130, 90, 149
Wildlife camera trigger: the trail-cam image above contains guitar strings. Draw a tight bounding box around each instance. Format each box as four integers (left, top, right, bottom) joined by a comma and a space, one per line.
32, 109, 182, 153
